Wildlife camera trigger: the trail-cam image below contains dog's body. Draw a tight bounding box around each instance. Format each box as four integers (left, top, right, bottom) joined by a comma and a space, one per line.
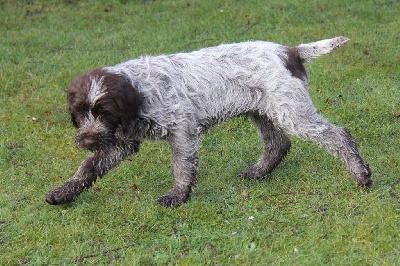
46, 36, 372, 207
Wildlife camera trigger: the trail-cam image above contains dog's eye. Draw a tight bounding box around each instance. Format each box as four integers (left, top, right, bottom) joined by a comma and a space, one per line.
91, 105, 101, 117
78, 102, 89, 112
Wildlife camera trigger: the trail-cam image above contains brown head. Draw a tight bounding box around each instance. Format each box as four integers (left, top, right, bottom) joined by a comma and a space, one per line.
67, 68, 143, 151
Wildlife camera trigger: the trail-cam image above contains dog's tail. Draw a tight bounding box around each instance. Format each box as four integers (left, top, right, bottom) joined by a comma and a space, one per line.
296, 36, 349, 60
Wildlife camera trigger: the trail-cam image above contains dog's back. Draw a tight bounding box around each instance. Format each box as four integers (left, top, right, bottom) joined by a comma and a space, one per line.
109, 37, 348, 131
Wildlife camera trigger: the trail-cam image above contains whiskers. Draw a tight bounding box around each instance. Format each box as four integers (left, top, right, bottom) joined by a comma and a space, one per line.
75, 112, 116, 151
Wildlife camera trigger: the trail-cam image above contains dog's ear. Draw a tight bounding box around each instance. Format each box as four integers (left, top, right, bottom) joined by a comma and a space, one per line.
100, 73, 144, 128
66, 74, 91, 128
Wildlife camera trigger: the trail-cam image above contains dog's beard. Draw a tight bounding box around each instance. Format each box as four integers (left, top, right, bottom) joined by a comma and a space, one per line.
76, 131, 116, 151
75, 114, 118, 151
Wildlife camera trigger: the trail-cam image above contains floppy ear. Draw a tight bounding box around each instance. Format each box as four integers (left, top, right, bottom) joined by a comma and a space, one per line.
66, 73, 91, 128
101, 73, 144, 128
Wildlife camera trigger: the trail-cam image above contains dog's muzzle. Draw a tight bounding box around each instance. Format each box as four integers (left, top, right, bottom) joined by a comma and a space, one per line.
76, 132, 116, 151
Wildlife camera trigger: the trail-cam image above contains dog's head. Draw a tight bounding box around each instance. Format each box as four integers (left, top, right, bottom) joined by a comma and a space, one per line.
67, 68, 143, 151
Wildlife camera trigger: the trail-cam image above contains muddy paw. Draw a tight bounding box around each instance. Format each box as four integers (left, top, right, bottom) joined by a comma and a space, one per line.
157, 195, 183, 208
45, 188, 77, 205
353, 173, 372, 187
45, 180, 89, 205
352, 164, 372, 187
238, 166, 267, 180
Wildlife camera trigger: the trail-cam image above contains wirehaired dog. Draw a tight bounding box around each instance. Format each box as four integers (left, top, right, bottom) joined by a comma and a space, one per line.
46, 36, 371, 207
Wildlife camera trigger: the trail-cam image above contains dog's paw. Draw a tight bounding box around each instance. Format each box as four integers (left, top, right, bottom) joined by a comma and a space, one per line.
351, 164, 372, 187
353, 173, 372, 187
358, 177, 372, 187
45, 188, 77, 205
45, 180, 89, 205
238, 166, 267, 180
157, 194, 189, 208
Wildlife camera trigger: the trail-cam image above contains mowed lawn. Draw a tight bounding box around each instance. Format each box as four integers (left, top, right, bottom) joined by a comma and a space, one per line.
0, 0, 399, 264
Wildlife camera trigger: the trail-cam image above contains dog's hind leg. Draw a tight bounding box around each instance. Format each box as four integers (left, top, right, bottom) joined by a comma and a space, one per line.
158, 127, 199, 207
276, 101, 372, 187
45, 140, 140, 205
239, 113, 291, 179
304, 122, 371, 186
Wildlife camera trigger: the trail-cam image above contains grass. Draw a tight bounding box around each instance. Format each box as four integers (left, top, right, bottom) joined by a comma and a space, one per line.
0, 0, 399, 264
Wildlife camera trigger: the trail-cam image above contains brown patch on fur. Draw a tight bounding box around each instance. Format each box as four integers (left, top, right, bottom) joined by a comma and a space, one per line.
67, 71, 92, 127
283, 47, 307, 80
93, 70, 144, 131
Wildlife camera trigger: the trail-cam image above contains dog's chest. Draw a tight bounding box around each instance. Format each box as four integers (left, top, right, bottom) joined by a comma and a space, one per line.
127, 117, 169, 140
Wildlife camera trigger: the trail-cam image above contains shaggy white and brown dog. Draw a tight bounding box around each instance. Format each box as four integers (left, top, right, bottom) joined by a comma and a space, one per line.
46, 36, 371, 207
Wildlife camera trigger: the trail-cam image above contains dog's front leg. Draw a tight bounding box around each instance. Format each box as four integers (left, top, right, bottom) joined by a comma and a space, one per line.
45, 140, 140, 205
158, 129, 199, 207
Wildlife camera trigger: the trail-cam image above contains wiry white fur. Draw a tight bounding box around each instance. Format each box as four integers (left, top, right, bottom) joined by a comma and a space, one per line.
297, 36, 350, 59
107, 41, 306, 137
88, 76, 106, 106
81, 113, 106, 133
106, 38, 350, 139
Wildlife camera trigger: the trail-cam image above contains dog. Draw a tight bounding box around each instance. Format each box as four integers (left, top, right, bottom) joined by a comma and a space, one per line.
46, 36, 372, 207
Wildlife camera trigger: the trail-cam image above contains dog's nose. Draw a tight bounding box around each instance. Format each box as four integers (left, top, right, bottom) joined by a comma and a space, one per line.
80, 136, 99, 151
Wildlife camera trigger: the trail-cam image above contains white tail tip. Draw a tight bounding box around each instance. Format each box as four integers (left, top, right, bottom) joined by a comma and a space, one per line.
297, 36, 350, 60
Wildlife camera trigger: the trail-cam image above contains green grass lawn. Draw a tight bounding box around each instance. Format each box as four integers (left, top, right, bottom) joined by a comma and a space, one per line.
1, 0, 399, 264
